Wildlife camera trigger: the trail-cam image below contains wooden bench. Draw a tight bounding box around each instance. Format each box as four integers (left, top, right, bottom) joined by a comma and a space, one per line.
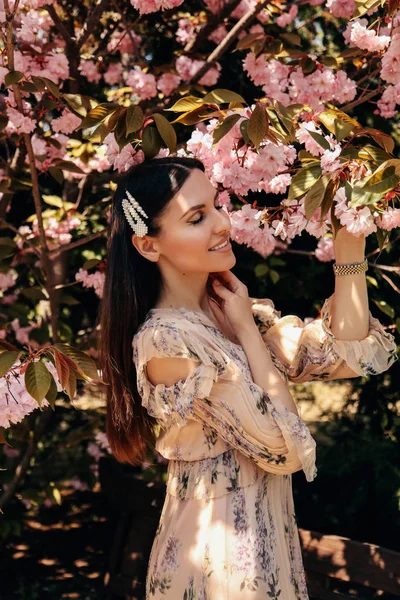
299, 528, 400, 599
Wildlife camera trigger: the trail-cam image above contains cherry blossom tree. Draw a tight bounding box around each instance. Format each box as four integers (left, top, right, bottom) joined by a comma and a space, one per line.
0, 0, 399, 511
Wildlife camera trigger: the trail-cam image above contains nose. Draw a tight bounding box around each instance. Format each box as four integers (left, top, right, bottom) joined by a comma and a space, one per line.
215, 205, 231, 233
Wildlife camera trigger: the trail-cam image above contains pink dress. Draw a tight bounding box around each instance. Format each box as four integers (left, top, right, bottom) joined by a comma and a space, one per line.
132, 294, 397, 599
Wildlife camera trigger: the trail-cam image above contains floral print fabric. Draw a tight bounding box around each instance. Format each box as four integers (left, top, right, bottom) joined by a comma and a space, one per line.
131, 294, 397, 599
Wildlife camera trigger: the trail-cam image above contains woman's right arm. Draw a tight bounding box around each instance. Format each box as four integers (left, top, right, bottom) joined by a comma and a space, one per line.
235, 320, 300, 418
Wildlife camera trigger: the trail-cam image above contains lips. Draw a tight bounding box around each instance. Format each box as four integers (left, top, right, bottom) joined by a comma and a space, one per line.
209, 236, 229, 250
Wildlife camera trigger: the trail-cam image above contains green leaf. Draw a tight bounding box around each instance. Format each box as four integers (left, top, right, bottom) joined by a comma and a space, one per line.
372, 299, 395, 319
83, 258, 101, 270
269, 269, 279, 284
304, 175, 330, 220
126, 105, 144, 134
248, 103, 268, 151
366, 275, 378, 288
255, 264, 269, 277
53, 343, 103, 383
307, 130, 331, 151
320, 179, 336, 219
202, 89, 245, 105
288, 165, 322, 200
48, 168, 63, 185
334, 119, 355, 142
376, 227, 389, 252
141, 126, 162, 159
21, 287, 47, 301
358, 145, 392, 164
4, 71, 24, 87
45, 375, 58, 410
240, 119, 250, 145
42, 195, 63, 208
350, 162, 400, 207
63, 93, 94, 117
153, 113, 177, 151
164, 95, 203, 112
235, 32, 265, 51
79, 102, 120, 130
280, 33, 302, 47
318, 109, 360, 136
352, 128, 394, 154
213, 114, 241, 145
25, 361, 52, 406
52, 160, 85, 174
0, 351, 20, 377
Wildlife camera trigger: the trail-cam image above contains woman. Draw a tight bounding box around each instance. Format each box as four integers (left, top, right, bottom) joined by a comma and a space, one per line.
99, 156, 397, 599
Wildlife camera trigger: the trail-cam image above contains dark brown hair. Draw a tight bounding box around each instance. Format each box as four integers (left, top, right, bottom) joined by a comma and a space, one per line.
98, 156, 205, 464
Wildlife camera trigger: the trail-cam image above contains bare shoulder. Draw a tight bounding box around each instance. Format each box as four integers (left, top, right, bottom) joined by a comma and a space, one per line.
145, 355, 200, 387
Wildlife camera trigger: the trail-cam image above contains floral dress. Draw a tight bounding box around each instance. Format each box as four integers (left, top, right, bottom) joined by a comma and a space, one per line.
131, 293, 398, 600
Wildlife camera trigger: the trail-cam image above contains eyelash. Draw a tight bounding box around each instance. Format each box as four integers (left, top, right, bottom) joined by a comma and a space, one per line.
190, 205, 225, 225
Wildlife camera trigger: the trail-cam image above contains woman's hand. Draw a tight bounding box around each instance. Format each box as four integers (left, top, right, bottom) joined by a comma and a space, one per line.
207, 271, 256, 338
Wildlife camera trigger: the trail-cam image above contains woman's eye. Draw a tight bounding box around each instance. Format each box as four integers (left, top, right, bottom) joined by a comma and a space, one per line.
190, 205, 224, 225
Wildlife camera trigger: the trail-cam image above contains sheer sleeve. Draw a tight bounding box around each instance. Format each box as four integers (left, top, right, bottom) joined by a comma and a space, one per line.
132, 321, 317, 482
250, 294, 398, 384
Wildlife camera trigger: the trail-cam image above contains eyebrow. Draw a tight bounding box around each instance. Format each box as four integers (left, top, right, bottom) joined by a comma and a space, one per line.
179, 189, 219, 220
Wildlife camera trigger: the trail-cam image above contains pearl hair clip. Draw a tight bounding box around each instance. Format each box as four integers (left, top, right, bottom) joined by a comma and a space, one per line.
121, 190, 149, 237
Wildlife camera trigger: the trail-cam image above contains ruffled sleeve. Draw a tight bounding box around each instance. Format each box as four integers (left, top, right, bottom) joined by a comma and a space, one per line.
132, 320, 317, 482
251, 293, 398, 384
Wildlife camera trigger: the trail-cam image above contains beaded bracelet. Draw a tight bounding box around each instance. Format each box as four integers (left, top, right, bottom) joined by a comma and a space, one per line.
333, 258, 368, 276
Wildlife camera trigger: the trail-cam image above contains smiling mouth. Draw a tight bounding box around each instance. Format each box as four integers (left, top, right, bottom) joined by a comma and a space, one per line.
209, 240, 229, 251
209, 238, 230, 251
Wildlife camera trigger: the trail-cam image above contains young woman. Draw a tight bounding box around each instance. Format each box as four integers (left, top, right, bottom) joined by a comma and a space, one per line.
99, 156, 397, 599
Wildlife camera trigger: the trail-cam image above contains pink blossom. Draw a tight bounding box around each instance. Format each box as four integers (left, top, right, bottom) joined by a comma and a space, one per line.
75, 268, 105, 298
208, 24, 228, 44
0, 271, 17, 291
45, 52, 69, 82
250, 225, 278, 258
333, 70, 357, 104
295, 121, 324, 156
381, 32, 400, 85
175, 55, 221, 86
276, 4, 298, 28
6, 107, 35, 135
101, 133, 145, 173
326, 0, 356, 18
265, 173, 292, 194
176, 18, 197, 45
320, 143, 342, 174
107, 30, 141, 54
104, 63, 123, 85
315, 236, 335, 261
339, 206, 377, 237
217, 190, 233, 211
349, 20, 390, 53
130, 0, 184, 14
79, 60, 101, 84
377, 84, 400, 118
0, 359, 50, 429
157, 73, 181, 96
126, 68, 157, 100
52, 110, 81, 134
333, 186, 348, 218
375, 207, 400, 231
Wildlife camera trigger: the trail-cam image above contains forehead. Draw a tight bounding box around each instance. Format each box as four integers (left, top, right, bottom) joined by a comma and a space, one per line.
167, 169, 215, 216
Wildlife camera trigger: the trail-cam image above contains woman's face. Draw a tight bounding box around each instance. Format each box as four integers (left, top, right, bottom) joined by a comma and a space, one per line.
148, 168, 236, 273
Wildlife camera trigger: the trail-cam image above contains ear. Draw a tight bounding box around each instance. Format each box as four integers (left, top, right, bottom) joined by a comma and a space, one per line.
131, 233, 160, 262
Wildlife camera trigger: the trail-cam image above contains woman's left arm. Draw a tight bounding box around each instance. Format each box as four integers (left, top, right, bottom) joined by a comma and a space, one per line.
330, 227, 369, 341
250, 228, 398, 382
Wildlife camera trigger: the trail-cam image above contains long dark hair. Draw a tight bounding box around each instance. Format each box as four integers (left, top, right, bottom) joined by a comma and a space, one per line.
98, 156, 205, 465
